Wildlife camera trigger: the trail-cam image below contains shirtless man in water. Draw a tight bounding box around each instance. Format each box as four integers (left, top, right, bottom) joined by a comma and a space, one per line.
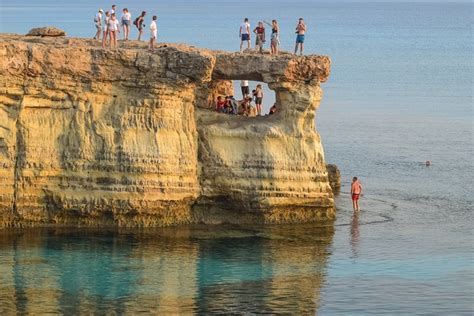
351, 177, 363, 212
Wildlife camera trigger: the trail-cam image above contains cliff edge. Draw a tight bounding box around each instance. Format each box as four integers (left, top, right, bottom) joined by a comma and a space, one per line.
0, 34, 334, 227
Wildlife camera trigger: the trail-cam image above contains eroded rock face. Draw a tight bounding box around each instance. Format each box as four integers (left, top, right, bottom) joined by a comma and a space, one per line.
326, 164, 341, 192
0, 34, 334, 227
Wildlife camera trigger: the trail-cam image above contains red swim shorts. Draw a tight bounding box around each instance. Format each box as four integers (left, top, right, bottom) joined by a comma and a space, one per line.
352, 194, 360, 201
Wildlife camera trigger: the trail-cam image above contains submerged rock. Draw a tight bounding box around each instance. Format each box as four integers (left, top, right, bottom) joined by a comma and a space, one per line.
0, 34, 335, 228
26, 27, 66, 37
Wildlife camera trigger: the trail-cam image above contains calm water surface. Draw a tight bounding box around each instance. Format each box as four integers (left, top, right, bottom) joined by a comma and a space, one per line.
0, 1, 472, 314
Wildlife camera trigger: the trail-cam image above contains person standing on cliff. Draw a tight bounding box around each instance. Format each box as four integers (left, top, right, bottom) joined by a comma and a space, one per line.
107, 13, 120, 48
93, 9, 104, 40
121, 8, 132, 41
253, 22, 266, 53
101, 11, 111, 48
134, 11, 146, 41
149, 16, 158, 51
264, 20, 280, 55
351, 177, 363, 212
239, 18, 251, 52
294, 17, 306, 55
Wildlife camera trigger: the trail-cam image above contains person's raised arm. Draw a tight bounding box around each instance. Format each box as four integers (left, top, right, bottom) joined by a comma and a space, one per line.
263, 20, 272, 27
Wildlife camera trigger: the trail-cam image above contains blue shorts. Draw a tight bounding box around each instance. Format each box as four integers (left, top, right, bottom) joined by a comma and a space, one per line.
241, 33, 249, 41
296, 34, 305, 43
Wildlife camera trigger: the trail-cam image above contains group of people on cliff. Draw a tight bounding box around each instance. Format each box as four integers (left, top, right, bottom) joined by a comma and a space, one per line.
93, 6, 307, 55
94, 5, 158, 50
215, 82, 277, 117
239, 17, 307, 55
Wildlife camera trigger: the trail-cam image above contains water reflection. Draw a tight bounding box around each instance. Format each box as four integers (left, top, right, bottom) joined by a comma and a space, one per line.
350, 212, 360, 259
0, 224, 334, 314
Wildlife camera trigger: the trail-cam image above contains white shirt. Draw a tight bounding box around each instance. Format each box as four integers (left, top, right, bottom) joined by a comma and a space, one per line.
240, 80, 249, 87
240, 22, 250, 35
110, 9, 115, 15
150, 21, 157, 32
122, 12, 131, 21
108, 19, 120, 31
95, 12, 102, 24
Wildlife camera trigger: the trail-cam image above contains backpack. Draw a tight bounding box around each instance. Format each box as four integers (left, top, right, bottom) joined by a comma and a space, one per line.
133, 17, 140, 27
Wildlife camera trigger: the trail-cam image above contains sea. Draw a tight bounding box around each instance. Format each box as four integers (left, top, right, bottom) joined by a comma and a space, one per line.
0, 1, 472, 314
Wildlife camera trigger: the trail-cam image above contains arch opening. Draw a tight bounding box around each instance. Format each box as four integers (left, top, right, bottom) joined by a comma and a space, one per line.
196, 79, 279, 118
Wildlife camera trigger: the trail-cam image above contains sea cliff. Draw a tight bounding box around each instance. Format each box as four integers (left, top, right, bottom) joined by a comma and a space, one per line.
0, 34, 334, 227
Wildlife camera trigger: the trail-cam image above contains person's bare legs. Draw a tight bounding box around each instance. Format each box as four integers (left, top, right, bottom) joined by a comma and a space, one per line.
125, 25, 130, 40
257, 104, 261, 116
352, 199, 357, 212
149, 38, 154, 51
109, 31, 113, 48
138, 29, 143, 41
240, 40, 243, 52
102, 30, 107, 48
94, 27, 101, 40
300, 43, 304, 55
294, 42, 298, 54
247, 40, 250, 50
114, 31, 118, 48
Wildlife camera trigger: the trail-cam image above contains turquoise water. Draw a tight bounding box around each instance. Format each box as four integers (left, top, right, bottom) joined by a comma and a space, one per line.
0, 1, 473, 314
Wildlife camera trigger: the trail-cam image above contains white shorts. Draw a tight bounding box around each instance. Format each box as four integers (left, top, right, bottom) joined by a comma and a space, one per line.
151, 31, 157, 39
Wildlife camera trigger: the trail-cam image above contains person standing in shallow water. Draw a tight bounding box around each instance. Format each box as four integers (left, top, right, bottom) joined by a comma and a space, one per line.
351, 177, 363, 212
294, 17, 306, 55
239, 18, 251, 52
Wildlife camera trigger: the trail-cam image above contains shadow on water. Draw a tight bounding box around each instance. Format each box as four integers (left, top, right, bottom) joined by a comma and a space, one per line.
0, 223, 334, 314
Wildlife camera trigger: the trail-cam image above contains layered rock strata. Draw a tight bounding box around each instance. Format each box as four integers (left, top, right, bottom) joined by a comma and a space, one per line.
0, 35, 333, 227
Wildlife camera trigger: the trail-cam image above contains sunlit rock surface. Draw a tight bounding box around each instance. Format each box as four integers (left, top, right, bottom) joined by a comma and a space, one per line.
0, 34, 334, 227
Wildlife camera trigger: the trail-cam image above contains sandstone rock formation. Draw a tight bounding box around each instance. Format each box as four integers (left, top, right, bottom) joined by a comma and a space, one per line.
0, 34, 334, 227
326, 164, 341, 192
26, 27, 66, 37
